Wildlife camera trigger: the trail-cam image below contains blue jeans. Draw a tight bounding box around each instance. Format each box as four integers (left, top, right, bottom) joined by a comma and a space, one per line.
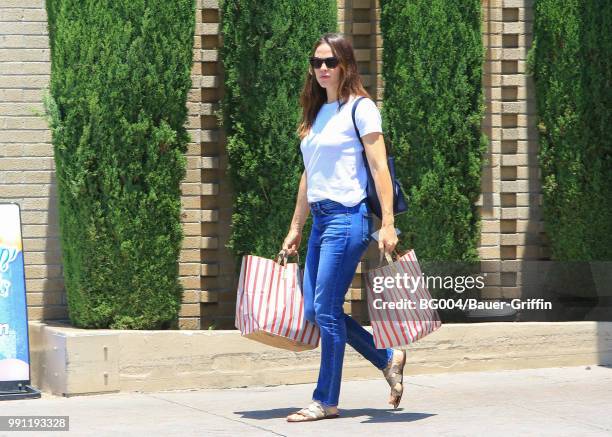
303, 197, 394, 407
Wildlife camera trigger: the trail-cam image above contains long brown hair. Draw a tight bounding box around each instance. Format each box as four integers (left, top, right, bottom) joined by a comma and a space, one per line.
297, 33, 371, 140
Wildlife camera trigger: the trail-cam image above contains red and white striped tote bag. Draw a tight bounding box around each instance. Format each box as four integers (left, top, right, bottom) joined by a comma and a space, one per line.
364, 250, 442, 349
235, 253, 320, 351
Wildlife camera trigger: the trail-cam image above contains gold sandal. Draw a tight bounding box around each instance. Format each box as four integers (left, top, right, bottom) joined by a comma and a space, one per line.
382, 349, 406, 409
286, 401, 340, 422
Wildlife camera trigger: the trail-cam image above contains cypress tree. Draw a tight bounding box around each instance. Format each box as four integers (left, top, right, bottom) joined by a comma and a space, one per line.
220, 0, 337, 264
45, 0, 195, 328
380, 0, 487, 264
529, 0, 612, 261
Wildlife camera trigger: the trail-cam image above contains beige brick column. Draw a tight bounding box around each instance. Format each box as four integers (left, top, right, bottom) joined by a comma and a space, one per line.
179, 0, 232, 329
0, 0, 67, 321
195, 0, 237, 329
178, 1, 205, 329
479, 0, 548, 300
338, 0, 381, 323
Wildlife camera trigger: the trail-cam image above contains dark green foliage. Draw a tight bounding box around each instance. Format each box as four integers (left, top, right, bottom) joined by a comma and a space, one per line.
45, 0, 195, 328
528, 0, 612, 260
380, 0, 487, 263
220, 0, 336, 265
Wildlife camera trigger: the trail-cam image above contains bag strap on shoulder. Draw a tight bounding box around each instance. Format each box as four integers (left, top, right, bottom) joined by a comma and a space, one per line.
351, 96, 389, 154
351, 96, 367, 148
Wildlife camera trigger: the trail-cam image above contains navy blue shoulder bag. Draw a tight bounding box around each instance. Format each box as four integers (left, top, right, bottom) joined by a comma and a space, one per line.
351, 96, 408, 219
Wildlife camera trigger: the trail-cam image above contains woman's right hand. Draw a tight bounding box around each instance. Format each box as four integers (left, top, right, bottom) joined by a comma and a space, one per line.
282, 229, 302, 257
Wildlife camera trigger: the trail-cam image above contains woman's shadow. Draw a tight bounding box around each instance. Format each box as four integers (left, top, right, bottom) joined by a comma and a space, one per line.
234, 407, 436, 423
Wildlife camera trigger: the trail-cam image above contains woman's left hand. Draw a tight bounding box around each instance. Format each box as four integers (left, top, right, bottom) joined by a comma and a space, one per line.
378, 223, 398, 254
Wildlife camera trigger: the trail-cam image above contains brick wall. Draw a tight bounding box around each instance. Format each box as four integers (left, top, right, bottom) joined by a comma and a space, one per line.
338, 0, 383, 324
201, 0, 550, 322
0, 0, 66, 321
196, 1, 235, 330
0, 0, 224, 327
0, 0, 547, 329
479, 0, 547, 299
177, 0, 213, 329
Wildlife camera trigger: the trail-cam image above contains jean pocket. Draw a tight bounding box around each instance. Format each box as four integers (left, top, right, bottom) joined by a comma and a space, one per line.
317, 205, 335, 215
318, 201, 346, 215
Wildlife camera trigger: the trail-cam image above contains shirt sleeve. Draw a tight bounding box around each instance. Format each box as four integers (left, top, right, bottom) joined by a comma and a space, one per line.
354, 97, 383, 137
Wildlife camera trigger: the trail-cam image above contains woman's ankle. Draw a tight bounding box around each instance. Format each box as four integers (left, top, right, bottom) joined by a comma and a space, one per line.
384, 348, 395, 369
313, 399, 338, 412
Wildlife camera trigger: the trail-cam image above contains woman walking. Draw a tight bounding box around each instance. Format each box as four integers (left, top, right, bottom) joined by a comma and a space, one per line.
282, 33, 407, 422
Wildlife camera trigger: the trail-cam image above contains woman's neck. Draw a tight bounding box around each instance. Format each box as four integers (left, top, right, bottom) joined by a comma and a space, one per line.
326, 89, 338, 104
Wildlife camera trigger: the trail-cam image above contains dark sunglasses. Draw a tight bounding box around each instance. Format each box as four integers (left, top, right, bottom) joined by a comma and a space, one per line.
309, 56, 339, 69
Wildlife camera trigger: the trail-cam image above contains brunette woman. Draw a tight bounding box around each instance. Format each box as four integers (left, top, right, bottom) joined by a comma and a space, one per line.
282, 33, 406, 422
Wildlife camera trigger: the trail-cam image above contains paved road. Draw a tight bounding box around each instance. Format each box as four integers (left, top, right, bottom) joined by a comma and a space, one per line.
2, 365, 611, 436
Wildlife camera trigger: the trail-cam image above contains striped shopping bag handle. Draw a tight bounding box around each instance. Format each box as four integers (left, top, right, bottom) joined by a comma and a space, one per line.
276, 249, 300, 280
377, 249, 405, 274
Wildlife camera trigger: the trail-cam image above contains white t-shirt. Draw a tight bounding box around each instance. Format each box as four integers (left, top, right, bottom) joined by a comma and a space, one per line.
300, 95, 383, 207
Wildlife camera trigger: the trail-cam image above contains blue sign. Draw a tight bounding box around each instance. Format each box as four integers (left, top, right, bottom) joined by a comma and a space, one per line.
0, 203, 30, 383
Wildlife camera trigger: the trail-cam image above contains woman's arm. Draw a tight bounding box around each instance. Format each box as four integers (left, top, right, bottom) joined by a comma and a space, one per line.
361, 132, 398, 253
282, 170, 309, 256
290, 170, 310, 232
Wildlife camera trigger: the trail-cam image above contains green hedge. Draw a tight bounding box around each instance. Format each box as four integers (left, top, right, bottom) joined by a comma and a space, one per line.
380, 0, 487, 263
528, 0, 612, 260
220, 0, 336, 264
45, 0, 195, 328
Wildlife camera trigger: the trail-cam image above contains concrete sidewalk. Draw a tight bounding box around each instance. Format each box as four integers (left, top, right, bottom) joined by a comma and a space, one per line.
2, 365, 611, 436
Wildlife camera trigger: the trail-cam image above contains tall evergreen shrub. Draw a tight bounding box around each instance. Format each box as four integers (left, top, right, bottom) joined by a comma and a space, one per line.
45, 0, 195, 328
528, 0, 612, 260
380, 0, 487, 263
220, 0, 336, 263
